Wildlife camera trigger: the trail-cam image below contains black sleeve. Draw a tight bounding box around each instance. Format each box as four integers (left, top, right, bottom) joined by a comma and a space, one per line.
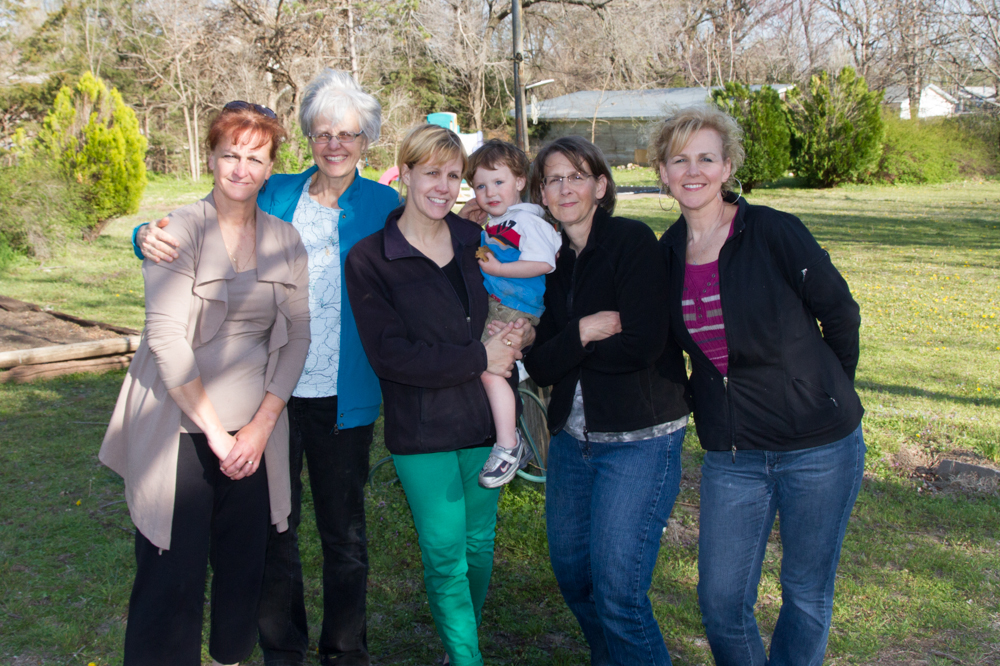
765, 210, 861, 381
577, 223, 668, 374
523, 221, 668, 384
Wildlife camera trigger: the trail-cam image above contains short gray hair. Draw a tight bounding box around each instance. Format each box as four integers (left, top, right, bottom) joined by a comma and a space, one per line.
299, 69, 382, 146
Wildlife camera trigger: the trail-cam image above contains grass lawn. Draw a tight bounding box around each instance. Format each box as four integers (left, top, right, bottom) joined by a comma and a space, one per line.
1, 174, 998, 665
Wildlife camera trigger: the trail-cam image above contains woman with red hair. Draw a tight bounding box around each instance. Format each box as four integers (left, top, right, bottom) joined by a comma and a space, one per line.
101, 102, 311, 666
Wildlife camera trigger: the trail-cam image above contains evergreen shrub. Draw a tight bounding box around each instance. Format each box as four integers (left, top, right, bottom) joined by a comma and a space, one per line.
786, 67, 884, 187
39, 72, 148, 224
0, 160, 96, 265
712, 82, 791, 192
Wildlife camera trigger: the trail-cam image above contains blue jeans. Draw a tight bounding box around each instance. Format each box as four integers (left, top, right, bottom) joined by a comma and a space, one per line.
697, 423, 866, 666
546, 427, 685, 666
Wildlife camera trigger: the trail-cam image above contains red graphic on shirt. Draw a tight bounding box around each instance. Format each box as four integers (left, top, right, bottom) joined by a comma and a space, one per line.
485, 219, 521, 249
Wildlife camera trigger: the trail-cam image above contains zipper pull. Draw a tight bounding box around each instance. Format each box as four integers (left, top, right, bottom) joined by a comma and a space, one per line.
583, 426, 589, 442
732, 444, 736, 463
723, 376, 728, 389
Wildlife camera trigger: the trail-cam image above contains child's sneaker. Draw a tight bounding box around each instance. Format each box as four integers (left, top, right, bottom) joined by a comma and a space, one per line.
478, 430, 534, 489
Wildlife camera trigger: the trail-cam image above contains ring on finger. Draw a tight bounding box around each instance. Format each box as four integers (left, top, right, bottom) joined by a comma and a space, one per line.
504, 339, 512, 347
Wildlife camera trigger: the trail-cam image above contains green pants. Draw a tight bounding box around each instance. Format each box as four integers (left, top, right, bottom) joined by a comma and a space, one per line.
393, 447, 502, 666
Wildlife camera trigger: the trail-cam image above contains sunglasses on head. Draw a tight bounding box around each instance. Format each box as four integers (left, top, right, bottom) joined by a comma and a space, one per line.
223, 100, 277, 119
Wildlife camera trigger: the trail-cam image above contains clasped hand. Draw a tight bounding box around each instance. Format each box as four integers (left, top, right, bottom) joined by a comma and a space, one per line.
207, 422, 267, 481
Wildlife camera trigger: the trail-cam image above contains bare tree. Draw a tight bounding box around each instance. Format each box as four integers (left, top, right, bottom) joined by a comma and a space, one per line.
885, 0, 953, 115
113, 0, 214, 180
222, 0, 349, 126
418, 0, 611, 132
945, 0, 1000, 89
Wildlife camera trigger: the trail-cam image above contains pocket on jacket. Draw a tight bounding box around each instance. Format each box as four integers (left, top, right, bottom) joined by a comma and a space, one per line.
417, 383, 491, 449
790, 377, 840, 435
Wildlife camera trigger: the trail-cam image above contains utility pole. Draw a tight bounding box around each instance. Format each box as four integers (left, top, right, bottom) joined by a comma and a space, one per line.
511, 0, 529, 153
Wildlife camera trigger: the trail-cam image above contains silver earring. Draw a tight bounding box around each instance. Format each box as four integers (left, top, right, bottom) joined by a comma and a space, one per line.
658, 185, 676, 213
732, 178, 743, 204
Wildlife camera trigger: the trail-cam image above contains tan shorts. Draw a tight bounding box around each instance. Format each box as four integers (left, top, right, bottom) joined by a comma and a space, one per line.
480, 299, 540, 342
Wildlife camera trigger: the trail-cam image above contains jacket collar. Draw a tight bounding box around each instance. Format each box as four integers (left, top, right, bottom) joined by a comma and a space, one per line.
564, 205, 611, 258
193, 193, 235, 288
193, 193, 295, 287
382, 206, 481, 261
295, 164, 374, 213
662, 194, 748, 259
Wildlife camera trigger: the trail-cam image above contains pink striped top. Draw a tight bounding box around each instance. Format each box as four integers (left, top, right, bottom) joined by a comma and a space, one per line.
683, 223, 734, 376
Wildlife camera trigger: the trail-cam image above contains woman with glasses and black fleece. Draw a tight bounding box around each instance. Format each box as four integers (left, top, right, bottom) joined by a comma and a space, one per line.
521, 136, 691, 666
129, 70, 398, 666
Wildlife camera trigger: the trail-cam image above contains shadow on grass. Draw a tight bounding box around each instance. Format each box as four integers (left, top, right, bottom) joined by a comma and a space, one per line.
626, 193, 1000, 252
856, 380, 1000, 409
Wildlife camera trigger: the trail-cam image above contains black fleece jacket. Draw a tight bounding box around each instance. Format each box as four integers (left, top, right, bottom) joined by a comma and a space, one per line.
659, 198, 864, 452
523, 207, 691, 435
345, 207, 516, 455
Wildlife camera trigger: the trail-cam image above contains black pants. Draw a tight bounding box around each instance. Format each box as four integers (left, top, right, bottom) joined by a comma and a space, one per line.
258, 395, 374, 666
124, 432, 270, 666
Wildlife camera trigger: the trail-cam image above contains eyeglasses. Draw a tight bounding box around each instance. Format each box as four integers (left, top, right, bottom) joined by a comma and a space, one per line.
307, 131, 365, 145
542, 172, 595, 190
223, 100, 277, 119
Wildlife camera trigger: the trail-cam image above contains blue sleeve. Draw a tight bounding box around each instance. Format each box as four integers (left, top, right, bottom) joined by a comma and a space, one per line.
131, 223, 147, 260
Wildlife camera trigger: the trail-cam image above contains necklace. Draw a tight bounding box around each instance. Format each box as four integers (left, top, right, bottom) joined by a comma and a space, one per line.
228, 225, 257, 272
687, 201, 731, 264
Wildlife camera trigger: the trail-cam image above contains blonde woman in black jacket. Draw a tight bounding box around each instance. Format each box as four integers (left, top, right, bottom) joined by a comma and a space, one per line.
652, 106, 864, 666
523, 136, 691, 666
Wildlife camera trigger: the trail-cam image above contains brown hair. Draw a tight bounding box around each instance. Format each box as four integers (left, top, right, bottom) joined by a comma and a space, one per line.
465, 139, 529, 184
647, 106, 745, 194
206, 105, 288, 162
528, 136, 616, 214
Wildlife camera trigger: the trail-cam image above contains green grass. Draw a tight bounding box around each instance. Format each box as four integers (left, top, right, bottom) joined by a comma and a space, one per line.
2, 178, 999, 665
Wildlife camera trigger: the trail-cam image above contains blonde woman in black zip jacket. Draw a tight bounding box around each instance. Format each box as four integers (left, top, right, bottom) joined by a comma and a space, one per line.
652, 106, 864, 666
522, 136, 692, 666
345, 124, 535, 666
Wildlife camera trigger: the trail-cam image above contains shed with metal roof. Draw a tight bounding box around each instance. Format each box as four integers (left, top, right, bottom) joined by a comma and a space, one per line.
525, 85, 795, 165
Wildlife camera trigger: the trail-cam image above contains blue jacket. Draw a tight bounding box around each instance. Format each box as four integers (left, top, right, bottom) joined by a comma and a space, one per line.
134, 166, 399, 430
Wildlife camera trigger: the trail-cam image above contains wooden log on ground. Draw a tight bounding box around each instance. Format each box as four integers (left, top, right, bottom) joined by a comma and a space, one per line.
0, 354, 133, 384
0, 336, 141, 369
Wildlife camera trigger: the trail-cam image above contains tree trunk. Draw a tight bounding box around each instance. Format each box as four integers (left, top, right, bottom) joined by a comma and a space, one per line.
907, 66, 922, 121
346, 0, 359, 81
182, 105, 197, 181
193, 102, 201, 180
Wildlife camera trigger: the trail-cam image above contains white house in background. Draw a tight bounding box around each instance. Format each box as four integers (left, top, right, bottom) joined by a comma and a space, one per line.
882, 84, 959, 119
523, 85, 795, 165
954, 86, 997, 113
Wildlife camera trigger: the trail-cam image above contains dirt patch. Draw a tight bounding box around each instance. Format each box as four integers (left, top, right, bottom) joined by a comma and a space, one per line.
0, 308, 124, 351
891, 440, 1000, 497
0, 295, 138, 353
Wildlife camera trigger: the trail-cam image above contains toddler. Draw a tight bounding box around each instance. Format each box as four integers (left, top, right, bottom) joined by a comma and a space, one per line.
469, 140, 562, 489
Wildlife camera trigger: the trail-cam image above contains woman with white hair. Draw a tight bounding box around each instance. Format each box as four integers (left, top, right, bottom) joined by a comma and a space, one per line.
132, 69, 398, 666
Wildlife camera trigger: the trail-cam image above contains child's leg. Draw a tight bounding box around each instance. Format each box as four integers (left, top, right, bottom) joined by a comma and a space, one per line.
481, 371, 517, 449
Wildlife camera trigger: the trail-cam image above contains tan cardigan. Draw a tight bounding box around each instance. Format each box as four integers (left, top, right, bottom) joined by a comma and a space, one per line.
100, 194, 310, 550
